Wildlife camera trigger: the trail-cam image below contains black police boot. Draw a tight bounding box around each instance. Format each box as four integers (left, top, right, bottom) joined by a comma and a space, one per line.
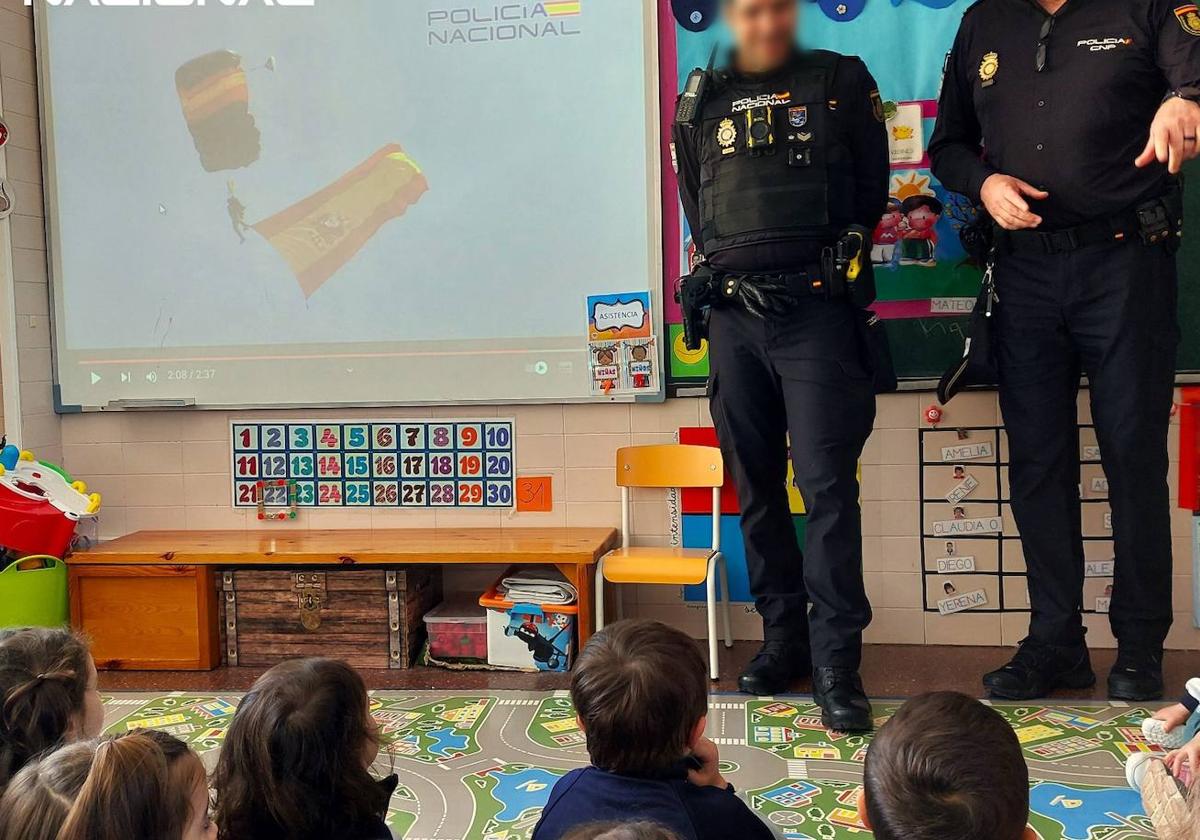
1108, 647, 1164, 701
812, 667, 872, 732
982, 638, 1095, 700
738, 638, 812, 696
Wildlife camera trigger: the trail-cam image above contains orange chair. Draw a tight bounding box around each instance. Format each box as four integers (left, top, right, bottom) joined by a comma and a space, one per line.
596, 444, 733, 680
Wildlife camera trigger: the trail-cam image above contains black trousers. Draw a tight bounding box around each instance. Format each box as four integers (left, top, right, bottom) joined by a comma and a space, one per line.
995, 238, 1178, 651
708, 298, 876, 669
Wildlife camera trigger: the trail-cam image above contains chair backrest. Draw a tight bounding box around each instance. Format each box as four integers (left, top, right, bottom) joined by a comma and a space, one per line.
615, 444, 723, 489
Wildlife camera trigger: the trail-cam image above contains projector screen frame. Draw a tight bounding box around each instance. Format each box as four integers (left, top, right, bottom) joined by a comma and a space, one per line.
34, 1, 665, 412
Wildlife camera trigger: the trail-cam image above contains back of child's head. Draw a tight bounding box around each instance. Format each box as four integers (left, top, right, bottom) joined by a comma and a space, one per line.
562, 822, 682, 840
55, 731, 200, 840
212, 657, 387, 840
863, 691, 1029, 840
0, 627, 100, 788
571, 619, 707, 775
0, 740, 94, 840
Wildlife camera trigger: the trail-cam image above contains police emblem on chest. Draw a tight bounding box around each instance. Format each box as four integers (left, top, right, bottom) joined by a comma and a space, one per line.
716, 118, 738, 154
979, 51, 999, 87
1175, 3, 1200, 35
788, 106, 808, 128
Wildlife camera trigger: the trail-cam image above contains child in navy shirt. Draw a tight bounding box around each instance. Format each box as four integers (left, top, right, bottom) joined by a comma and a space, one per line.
532, 620, 774, 840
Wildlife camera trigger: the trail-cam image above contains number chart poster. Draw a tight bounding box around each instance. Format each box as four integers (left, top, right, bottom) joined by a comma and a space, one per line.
231, 420, 516, 509
661, 0, 980, 388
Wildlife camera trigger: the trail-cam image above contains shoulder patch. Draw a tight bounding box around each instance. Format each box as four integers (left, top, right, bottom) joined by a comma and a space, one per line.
1175, 4, 1200, 36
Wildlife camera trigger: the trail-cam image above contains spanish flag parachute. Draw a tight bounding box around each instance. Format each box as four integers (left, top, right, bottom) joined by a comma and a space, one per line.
252, 144, 429, 298
175, 50, 262, 172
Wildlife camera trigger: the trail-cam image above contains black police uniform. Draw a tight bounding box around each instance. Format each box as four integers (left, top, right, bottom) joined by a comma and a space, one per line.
930, 0, 1200, 699
672, 50, 889, 697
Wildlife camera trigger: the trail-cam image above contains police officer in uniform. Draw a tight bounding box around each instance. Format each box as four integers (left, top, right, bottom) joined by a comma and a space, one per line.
672, 0, 888, 730
930, 0, 1200, 700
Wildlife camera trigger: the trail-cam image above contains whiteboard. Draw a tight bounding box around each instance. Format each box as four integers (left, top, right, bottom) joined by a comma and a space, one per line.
36, 0, 661, 409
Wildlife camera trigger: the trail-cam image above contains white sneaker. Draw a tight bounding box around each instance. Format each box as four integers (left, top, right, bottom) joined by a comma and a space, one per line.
1143, 716, 1191, 750
1185, 678, 1200, 704
1127, 751, 1154, 790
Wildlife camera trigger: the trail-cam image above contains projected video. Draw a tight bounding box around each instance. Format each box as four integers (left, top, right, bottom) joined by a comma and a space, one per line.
38, 1, 656, 408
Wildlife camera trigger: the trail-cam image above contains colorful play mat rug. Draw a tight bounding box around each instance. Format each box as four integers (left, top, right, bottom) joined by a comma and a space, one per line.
104, 691, 1161, 840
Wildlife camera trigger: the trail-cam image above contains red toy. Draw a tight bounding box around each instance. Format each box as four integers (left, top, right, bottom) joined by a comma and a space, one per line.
0, 444, 101, 558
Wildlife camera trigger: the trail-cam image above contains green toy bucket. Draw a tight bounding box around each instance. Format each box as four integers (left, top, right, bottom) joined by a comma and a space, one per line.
0, 556, 70, 629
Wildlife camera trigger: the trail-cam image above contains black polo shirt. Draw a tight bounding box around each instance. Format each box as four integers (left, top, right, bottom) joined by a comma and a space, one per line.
929, 0, 1200, 228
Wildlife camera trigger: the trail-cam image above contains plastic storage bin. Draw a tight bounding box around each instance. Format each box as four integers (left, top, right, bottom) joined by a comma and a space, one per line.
0, 556, 70, 628
423, 598, 488, 660
479, 572, 576, 672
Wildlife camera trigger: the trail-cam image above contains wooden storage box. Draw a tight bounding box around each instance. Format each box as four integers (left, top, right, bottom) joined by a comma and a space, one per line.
69, 565, 220, 671
218, 567, 441, 669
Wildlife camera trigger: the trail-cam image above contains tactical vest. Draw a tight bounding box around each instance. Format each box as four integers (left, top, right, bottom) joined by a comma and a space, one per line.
696, 51, 842, 257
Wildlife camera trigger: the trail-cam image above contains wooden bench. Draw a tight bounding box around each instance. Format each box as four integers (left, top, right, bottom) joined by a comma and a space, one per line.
68, 527, 618, 671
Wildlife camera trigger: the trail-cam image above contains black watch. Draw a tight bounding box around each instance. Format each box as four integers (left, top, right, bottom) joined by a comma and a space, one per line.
1165, 86, 1200, 104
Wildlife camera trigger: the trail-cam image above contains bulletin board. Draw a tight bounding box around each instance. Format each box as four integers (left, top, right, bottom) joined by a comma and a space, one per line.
660, 2, 1200, 392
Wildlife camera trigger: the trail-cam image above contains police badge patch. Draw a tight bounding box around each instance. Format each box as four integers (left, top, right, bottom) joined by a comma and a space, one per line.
979, 51, 999, 87
788, 106, 808, 128
716, 118, 738, 154
1175, 3, 1200, 35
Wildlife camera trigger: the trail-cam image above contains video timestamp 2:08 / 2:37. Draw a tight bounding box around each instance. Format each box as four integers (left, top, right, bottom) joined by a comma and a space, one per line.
164, 369, 217, 381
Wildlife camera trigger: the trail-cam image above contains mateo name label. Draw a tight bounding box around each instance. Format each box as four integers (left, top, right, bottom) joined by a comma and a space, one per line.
941, 441, 994, 462
932, 516, 1003, 536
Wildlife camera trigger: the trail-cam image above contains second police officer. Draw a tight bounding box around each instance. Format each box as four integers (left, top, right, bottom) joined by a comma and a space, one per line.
930, 0, 1200, 701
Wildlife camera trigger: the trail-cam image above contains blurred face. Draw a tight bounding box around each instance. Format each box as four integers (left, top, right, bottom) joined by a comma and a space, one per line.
362, 696, 381, 769
724, 0, 799, 73
183, 770, 217, 840
73, 655, 105, 740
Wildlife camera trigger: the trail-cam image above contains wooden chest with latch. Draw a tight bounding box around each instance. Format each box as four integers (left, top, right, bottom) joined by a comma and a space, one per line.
217, 567, 441, 669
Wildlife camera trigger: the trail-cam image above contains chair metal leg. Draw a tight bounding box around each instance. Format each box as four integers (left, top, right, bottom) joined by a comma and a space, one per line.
718, 553, 733, 649
595, 559, 606, 633
706, 555, 720, 681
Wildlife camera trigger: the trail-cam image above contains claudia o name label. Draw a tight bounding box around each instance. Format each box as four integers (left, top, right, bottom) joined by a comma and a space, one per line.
938, 589, 988, 616
940, 441, 994, 462
932, 516, 1003, 536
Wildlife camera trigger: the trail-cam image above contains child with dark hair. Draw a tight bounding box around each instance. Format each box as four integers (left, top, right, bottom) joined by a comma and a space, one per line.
532, 620, 773, 840
52, 731, 213, 840
0, 627, 103, 789
861, 691, 1034, 840
211, 657, 394, 840
562, 822, 682, 840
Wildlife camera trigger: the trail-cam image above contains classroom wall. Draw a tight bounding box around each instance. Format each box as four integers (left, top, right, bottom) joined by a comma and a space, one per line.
1, 2, 1196, 650
50, 393, 1199, 651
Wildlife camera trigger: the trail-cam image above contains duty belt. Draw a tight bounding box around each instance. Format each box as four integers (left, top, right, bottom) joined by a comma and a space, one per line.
716, 266, 826, 303
998, 189, 1183, 256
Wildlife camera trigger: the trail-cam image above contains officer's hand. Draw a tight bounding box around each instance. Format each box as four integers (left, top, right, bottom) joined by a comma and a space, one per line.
1136, 97, 1200, 175
980, 174, 1048, 231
